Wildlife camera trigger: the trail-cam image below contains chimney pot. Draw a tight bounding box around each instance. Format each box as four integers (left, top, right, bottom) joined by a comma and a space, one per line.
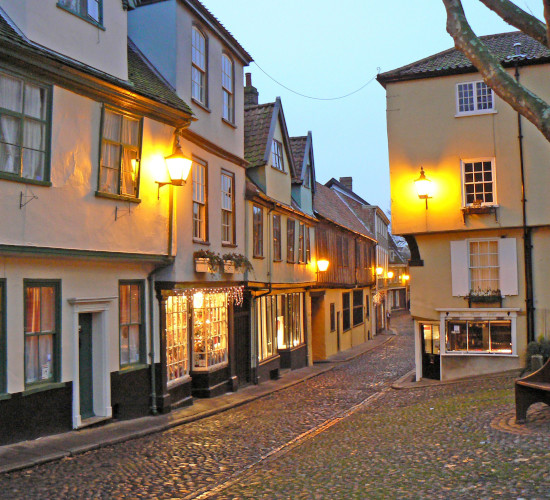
339, 177, 353, 191
244, 73, 259, 106
245, 72, 252, 87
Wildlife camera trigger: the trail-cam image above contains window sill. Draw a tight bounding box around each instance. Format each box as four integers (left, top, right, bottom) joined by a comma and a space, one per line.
273, 258, 283, 263
167, 374, 191, 389
95, 191, 141, 204
455, 109, 497, 118
353, 322, 364, 328
222, 242, 237, 248
56, 4, 105, 30
193, 238, 211, 246
22, 381, 66, 397
119, 363, 148, 373
0, 172, 52, 187
442, 352, 517, 357
0, 393, 11, 401
259, 354, 280, 366
192, 98, 211, 113
222, 118, 237, 129
253, 255, 265, 259
191, 361, 228, 372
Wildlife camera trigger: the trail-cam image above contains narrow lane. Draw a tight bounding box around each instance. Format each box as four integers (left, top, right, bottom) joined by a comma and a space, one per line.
0, 313, 414, 499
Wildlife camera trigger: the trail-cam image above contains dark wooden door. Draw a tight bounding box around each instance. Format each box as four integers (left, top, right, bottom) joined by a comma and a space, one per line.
421, 323, 440, 380
233, 300, 251, 387
79, 313, 94, 419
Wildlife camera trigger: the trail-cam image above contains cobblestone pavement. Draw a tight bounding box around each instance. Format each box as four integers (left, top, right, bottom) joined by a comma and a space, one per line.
4, 312, 548, 499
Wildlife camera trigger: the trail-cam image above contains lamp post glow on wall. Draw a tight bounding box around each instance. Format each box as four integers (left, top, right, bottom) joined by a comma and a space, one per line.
376, 266, 383, 276
415, 166, 432, 209
157, 137, 193, 199
387, 271, 394, 279
317, 259, 329, 272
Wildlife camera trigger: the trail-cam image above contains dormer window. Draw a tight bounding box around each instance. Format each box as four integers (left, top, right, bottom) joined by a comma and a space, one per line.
272, 139, 284, 171
192, 27, 207, 106
221, 54, 234, 123
456, 81, 494, 116
57, 0, 102, 25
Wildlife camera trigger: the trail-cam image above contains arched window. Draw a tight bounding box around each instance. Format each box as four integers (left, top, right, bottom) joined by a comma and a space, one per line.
222, 54, 234, 122
192, 27, 207, 104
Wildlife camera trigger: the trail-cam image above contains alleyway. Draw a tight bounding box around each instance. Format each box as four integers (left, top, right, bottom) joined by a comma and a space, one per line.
1, 312, 548, 498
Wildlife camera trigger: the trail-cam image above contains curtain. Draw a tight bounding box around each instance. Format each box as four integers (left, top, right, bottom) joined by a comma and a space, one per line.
0, 115, 20, 174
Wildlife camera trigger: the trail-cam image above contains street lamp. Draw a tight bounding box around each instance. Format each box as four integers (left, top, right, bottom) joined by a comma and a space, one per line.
317, 259, 329, 272
157, 136, 193, 198
387, 271, 394, 279
415, 166, 432, 209
376, 267, 383, 276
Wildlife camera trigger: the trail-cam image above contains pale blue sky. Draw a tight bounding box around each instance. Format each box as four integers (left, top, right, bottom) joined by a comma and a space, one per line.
203, 0, 544, 214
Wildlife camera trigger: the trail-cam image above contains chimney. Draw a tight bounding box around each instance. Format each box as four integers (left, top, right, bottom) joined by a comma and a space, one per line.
244, 72, 259, 106
339, 177, 353, 191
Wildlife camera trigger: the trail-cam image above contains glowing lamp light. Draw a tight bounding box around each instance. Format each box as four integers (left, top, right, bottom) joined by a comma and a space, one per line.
402, 274, 410, 282
317, 259, 329, 272
415, 166, 433, 209
387, 271, 394, 279
164, 145, 193, 186
376, 267, 384, 276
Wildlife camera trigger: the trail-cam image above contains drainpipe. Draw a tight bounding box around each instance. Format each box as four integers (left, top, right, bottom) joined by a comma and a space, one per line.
512, 45, 535, 342
148, 184, 175, 415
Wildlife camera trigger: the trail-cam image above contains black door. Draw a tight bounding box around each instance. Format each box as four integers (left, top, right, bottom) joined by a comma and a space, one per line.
421, 323, 440, 380
79, 313, 94, 419
233, 298, 251, 387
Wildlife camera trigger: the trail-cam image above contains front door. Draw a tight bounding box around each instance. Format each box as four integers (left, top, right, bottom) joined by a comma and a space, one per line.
421, 323, 440, 380
79, 313, 94, 419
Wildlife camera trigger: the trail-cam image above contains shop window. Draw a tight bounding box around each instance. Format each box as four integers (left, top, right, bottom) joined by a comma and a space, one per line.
257, 295, 277, 362
166, 296, 189, 383
446, 319, 512, 354
277, 293, 304, 349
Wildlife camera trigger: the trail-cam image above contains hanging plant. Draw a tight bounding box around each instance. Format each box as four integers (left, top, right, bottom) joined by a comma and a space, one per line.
222, 253, 254, 273
193, 250, 223, 273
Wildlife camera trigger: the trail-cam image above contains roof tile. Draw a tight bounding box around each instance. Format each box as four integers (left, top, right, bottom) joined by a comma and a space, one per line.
244, 103, 275, 168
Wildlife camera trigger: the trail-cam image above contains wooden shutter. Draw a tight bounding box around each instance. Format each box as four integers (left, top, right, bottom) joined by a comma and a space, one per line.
450, 240, 469, 296
499, 238, 518, 296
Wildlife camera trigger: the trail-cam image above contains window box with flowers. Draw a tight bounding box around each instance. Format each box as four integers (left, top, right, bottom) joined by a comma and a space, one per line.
466, 288, 502, 307
222, 253, 253, 274
194, 250, 223, 273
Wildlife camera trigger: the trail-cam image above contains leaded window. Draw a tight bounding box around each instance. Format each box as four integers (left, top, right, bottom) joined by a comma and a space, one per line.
222, 54, 234, 122
0, 72, 50, 182
24, 281, 60, 386
99, 108, 141, 197
462, 159, 495, 206
193, 160, 207, 241
192, 27, 207, 105
119, 282, 143, 367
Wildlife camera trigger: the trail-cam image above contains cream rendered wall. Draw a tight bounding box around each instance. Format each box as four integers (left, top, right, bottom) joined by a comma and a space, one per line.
265, 119, 292, 205
4, 256, 152, 394
0, 0, 128, 80
0, 87, 172, 255
245, 201, 316, 285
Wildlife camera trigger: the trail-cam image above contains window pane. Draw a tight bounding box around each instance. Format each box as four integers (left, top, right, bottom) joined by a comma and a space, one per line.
468, 322, 490, 351
25, 287, 41, 333
120, 326, 129, 365
41, 287, 55, 332
129, 325, 140, 364
121, 148, 138, 196
0, 74, 23, 113
25, 336, 39, 383
122, 116, 139, 147
39, 334, 53, 380
490, 321, 512, 353
446, 321, 467, 351
130, 284, 140, 324
103, 111, 122, 142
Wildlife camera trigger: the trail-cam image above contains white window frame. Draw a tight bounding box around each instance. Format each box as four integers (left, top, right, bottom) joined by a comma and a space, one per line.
191, 27, 207, 105
461, 157, 497, 207
192, 160, 207, 242
455, 80, 495, 116
436, 309, 519, 357
220, 171, 234, 244
271, 139, 284, 171
221, 54, 234, 123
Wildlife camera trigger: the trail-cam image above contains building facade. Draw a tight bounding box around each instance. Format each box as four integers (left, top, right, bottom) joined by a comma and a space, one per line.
378, 32, 550, 381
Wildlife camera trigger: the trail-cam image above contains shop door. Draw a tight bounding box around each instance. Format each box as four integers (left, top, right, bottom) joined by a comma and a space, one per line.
233, 300, 251, 386
79, 313, 94, 419
421, 323, 440, 380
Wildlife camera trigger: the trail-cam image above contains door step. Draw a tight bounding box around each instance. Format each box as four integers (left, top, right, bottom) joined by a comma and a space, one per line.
78, 415, 111, 430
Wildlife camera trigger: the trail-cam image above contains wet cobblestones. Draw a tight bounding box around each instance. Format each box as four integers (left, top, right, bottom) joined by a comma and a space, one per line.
8, 312, 548, 498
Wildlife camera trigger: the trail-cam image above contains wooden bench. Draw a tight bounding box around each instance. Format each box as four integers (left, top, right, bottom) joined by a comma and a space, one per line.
515, 356, 550, 424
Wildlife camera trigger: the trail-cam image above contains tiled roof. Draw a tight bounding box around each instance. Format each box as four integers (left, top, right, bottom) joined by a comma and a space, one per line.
378, 31, 550, 85
290, 136, 307, 180
0, 12, 192, 117
314, 183, 374, 240
128, 40, 192, 115
244, 103, 275, 168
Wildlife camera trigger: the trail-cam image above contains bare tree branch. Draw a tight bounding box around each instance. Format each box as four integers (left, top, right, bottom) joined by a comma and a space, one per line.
442, 0, 550, 142
544, 0, 550, 46
479, 0, 548, 47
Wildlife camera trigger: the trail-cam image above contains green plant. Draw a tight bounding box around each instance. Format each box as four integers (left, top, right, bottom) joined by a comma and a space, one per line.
222, 253, 253, 272
193, 250, 223, 272
526, 339, 550, 367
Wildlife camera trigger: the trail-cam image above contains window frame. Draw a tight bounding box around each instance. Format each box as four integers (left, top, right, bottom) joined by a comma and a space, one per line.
461, 158, 497, 208
287, 218, 296, 263
56, 0, 103, 28
330, 303, 335, 332
119, 280, 146, 368
298, 222, 305, 264
455, 80, 495, 116
220, 170, 235, 245
342, 292, 351, 331
97, 106, 143, 201
191, 26, 208, 107
0, 69, 52, 186
468, 238, 500, 293
273, 214, 282, 261
353, 290, 364, 327
165, 295, 190, 385
23, 279, 61, 388
305, 226, 311, 263
192, 158, 208, 242
253, 205, 264, 258
271, 139, 285, 172
221, 53, 234, 124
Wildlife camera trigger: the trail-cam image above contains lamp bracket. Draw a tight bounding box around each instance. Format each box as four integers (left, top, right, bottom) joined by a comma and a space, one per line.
156, 180, 186, 200
115, 203, 132, 221
20, 190, 38, 209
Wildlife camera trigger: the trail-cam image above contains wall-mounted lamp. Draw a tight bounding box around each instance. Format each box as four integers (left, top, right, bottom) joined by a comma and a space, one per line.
376, 267, 383, 276
402, 274, 410, 282
157, 136, 193, 199
387, 271, 394, 279
415, 166, 432, 209
317, 259, 329, 272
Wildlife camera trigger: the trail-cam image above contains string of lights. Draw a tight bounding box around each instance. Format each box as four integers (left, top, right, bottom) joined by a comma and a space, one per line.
252, 61, 381, 101
171, 285, 245, 306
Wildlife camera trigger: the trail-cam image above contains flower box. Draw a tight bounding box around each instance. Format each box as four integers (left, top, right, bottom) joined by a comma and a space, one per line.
223, 260, 235, 274
195, 258, 211, 273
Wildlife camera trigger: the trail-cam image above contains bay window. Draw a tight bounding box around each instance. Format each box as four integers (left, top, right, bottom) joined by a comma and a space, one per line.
0, 71, 50, 183
276, 293, 304, 349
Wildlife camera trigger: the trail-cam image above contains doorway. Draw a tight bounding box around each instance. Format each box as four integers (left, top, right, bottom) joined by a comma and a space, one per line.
421, 323, 440, 380
79, 313, 94, 419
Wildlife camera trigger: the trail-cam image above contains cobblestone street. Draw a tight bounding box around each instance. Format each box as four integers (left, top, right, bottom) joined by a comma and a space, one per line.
1, 312, 549, 499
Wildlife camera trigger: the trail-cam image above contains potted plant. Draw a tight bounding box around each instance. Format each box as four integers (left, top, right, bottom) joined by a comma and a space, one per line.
467, 288, 502, 304
193, 250, 223, 273
222, 253, 253, 273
